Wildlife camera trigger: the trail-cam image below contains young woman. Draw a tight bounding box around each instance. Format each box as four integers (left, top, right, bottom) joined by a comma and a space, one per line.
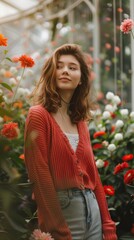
24, 44, 117, 240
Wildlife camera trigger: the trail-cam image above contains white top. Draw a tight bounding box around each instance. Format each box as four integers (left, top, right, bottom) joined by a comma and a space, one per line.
65, 133, 79, 151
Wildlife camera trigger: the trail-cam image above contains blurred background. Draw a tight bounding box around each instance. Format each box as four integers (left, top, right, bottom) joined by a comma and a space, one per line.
0, 0, 134, 110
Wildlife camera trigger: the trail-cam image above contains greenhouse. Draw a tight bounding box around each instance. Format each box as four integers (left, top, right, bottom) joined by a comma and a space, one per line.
0, 1, 134, 240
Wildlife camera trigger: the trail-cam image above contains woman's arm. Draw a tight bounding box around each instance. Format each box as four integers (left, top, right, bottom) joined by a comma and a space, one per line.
24, 106, 72, 240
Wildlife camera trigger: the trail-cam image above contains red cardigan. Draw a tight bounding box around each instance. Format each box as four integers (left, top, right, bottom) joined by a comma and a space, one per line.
24, 105, 117, 240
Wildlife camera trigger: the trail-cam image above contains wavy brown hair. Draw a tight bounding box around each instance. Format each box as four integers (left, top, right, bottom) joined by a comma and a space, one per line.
31, 44, 96, 123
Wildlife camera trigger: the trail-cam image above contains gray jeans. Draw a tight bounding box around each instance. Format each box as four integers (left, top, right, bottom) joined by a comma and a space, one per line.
57, 188, 102, 240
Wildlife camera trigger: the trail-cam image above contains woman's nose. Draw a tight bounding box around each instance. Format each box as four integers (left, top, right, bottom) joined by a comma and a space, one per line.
62, 66, 69, 74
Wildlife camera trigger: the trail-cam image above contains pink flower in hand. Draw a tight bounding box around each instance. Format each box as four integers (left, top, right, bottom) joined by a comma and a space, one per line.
120, 18, 134, 34
30, 229, 54, 240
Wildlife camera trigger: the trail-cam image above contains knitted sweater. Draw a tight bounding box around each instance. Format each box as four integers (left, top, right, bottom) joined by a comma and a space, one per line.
24, 105, 117, 240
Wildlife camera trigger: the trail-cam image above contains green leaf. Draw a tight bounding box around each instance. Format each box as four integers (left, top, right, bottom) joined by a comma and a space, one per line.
0, 82, 13, 92
5, 57, 12, 62
0, 107, 13, 117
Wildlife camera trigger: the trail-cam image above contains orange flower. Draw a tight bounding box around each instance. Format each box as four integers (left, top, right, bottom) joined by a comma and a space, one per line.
3, 115, 12, 122
19, 55, 35, 68
19, 154, 25, 160
1, 122, 19, 140
13, 101, 23, 108
0, 33, 8, 46
4, 71, 12, 78
103, 185, 115, 196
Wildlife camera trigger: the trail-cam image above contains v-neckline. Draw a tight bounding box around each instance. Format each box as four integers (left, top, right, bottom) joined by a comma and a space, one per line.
48, 112, 82, 155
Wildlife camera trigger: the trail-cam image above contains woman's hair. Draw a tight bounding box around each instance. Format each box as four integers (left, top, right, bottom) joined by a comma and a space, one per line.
31, 43, 96, 123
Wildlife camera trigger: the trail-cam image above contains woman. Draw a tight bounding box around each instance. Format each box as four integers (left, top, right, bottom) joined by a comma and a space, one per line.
24, 44, 117, 240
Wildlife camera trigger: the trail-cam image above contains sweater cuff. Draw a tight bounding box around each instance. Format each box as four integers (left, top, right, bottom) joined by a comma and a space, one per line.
102, 221, 117, 240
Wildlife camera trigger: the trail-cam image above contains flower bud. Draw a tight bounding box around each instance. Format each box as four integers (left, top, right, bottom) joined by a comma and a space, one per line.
106, 92, 114, 100
96, 159, 104, 168
115, 120, 124, 128
108, 144, 116, 151
102, 111, 111, 119
114, 133, 123, 141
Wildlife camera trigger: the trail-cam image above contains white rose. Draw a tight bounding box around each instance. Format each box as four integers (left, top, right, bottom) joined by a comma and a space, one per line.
115, 120, 124, 128
130, 111, 134, 120
96, 159, 104, 168
9, 78, 17, 85
126, 123, 134, 134
105, 104, 114, 112
0, 117, 4, 123
102, 140, 109, 147
102, 111, 111, 119
108, 144, 116, 151
120, 109, 129, 117
16, 76, 21, 81
0, 68, 6, 75
106, 92, 114, 100
24, 88, 31, 96
91, 109, 102, 117
113, 95, 121, 105
98, 124, 106, 131
15, 88, 25, 99
114, 133, 123, 141
10, 67, 18, 74
3, 96, 12, 104
0, 89, 3, 95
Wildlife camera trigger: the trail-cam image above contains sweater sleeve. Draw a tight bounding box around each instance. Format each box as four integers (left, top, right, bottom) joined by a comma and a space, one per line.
24, 106, 72, 240
85, 123, 117, 240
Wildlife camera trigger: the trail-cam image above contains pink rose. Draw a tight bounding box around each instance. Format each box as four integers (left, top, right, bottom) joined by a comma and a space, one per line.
120, 18, 134, 34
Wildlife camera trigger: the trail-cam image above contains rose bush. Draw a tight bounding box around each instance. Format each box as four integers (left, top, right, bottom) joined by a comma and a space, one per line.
90, 91, 134, 238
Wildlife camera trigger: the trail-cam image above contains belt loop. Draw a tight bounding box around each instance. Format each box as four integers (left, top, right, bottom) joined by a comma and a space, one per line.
68, 189, 73, 199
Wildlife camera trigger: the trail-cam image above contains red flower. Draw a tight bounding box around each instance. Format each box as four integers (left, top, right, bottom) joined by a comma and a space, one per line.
19, 154, 25, 160
104, 161, 109, 168
114, 162, 129, 174
120, 18, 134, 34
124, 170, 134, 184
1, 122, 19, 140
103, 185, 115, 196
19, 55, 35, 68
105, 43, 112, 49
93, 131, 106, 138
122, 154, 134, 162
0, 33, 8, 46
92, 143, 103, 149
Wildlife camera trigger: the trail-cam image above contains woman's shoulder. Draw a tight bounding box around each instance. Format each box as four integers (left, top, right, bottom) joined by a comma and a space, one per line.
27, 105, 50, 121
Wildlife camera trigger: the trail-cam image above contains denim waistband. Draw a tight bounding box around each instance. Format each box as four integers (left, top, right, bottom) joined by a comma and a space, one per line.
57, 188, 92, 198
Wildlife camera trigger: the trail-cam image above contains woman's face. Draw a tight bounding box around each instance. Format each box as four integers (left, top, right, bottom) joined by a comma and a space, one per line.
55, 55, 81, 94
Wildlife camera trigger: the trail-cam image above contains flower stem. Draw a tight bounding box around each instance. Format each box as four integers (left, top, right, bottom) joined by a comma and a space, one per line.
11, 67, 25, 106
131, 30, 134, 39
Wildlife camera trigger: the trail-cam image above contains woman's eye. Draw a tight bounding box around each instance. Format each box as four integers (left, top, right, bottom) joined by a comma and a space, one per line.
57, 65, 62, 69
70, 66, 76, 70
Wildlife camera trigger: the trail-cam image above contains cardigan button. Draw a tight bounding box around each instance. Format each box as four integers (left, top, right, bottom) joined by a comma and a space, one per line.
79, 171, 83, 177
